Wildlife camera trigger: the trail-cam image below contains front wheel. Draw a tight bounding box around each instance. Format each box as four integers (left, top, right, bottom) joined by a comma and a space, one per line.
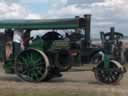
94, 60, 125, 84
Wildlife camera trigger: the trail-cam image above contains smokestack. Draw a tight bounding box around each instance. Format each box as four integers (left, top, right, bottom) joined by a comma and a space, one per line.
110, 27, 115, 33
75, 16, 80, 33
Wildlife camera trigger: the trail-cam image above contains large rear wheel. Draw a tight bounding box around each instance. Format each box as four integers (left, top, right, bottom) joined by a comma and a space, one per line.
15, 49, 49, 82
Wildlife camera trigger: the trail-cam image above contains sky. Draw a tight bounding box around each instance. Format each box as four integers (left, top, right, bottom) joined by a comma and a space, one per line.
0, 0, 128, 38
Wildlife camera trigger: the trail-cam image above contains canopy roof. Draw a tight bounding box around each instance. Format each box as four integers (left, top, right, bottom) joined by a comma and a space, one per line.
0, 18, 80, 29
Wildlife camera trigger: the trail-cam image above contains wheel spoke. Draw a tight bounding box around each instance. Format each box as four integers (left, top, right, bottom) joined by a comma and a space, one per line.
34, 58, 43, 65
30, 71, 38, 80
19, 57, 27, 64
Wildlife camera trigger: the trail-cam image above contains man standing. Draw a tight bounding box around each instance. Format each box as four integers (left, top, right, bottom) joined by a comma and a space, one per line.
5, 29, 13, 60
13, 29, 24, 57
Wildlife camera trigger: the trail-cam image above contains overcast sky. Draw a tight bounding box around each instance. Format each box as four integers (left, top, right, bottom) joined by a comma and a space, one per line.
0, 0, 127, 38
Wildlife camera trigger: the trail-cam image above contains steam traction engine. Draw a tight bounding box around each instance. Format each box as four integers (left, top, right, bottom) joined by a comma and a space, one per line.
93, 27, 126, 84
3, 15, 91, 82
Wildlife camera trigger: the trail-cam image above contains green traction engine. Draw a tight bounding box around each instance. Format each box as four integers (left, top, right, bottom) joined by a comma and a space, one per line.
4, 31, 73, 82
16, 36, 72, 82
93, 27, 126, 84
3, 15, 90, 82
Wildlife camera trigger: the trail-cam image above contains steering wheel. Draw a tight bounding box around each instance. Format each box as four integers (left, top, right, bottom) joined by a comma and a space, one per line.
104, 32, 123, 41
